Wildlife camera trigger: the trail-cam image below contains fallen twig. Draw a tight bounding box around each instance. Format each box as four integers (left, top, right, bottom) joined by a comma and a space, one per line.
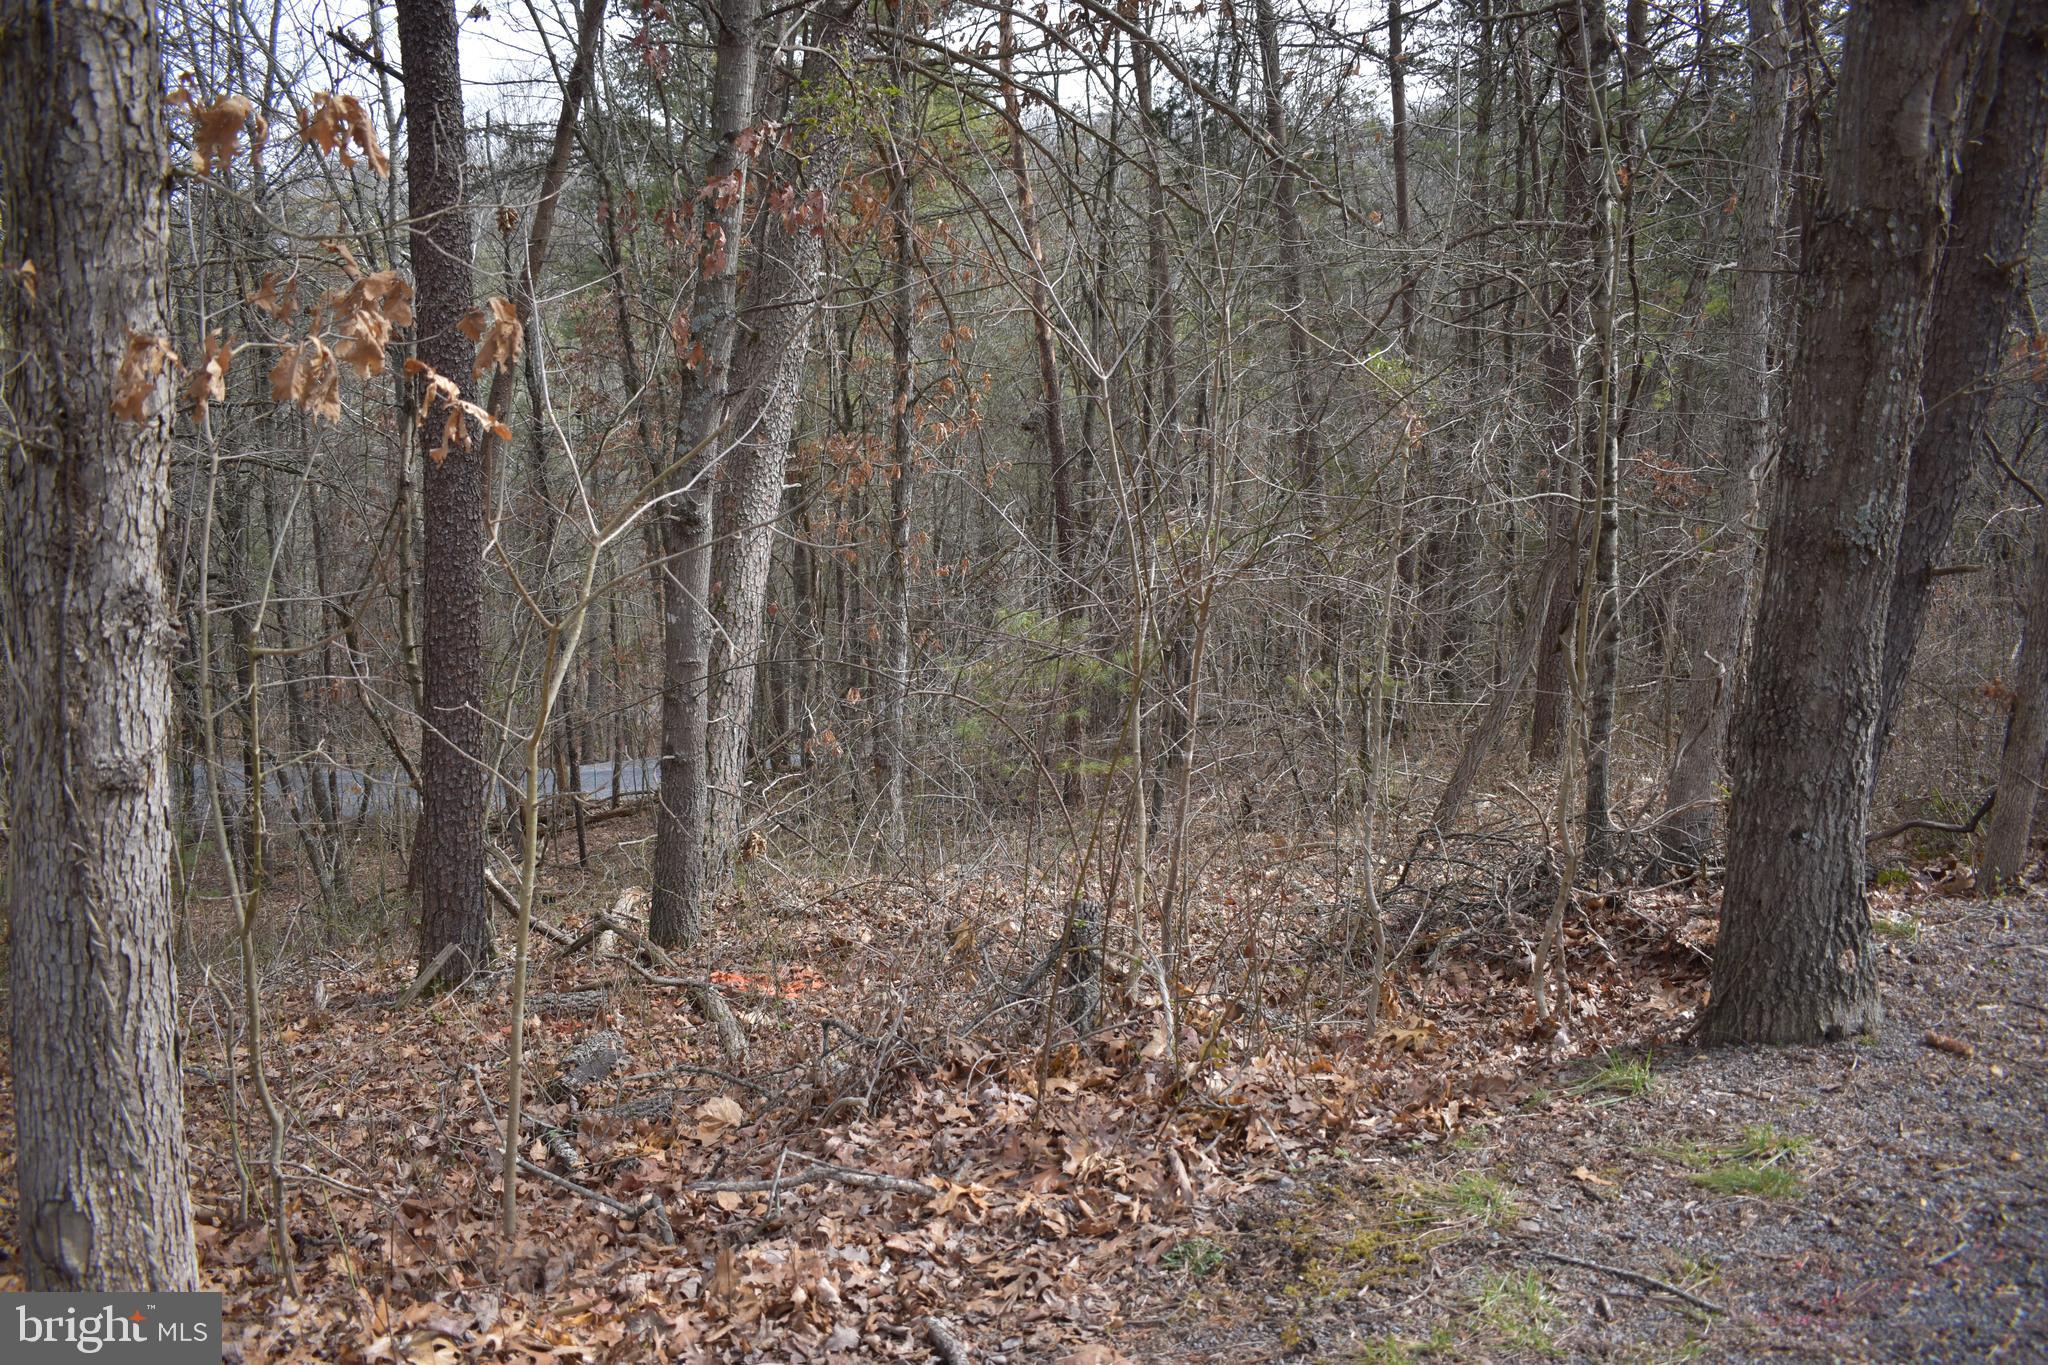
1532, 1250, 1727, 1316
396, 943, 460, 1007
467, 1064, 673, 1243
923, 1315, 971, 1364
484, 868, 576, 945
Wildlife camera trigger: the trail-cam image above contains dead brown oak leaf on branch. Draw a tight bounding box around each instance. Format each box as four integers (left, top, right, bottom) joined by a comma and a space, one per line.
111, 329, 178, 422
262, 268, 415, 423
174, 92, 265, 178
458, 296, 522, 380
297, 91, 390, 177
403, 358, 510, 462
248, 270, 299, 321
186, 332, 232, 424
270, 336, 341, 423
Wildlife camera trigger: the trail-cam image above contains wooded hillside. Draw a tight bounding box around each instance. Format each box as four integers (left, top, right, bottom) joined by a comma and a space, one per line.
1, 0, 2044, 1357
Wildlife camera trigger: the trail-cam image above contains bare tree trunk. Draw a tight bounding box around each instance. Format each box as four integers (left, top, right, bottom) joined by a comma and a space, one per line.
706, 15, 855, 879
1527, 323, 1580, 763
398, 0, 491, 987
1980, 502, 2048, 893
1253, 0, 1329, 672
1565, 0, 1622, 871
0, 0, 199, 1289
1656, 0, 1791, 873
1873, 0, 2048, 766
876, 60, 917, 856
1707, 0, 1993, 1045
651, 0, 761, 945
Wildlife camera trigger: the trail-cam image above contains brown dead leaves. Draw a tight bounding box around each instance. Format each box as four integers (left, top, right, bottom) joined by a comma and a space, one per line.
269, 336, 340, 423
111, 329, 178, 422
263, 259, 416, 424
170, 91, 266, 178
403, 358, 509, 463
298, 91, 390, 176
186, 332, 231, 423
458, 296, 522, 379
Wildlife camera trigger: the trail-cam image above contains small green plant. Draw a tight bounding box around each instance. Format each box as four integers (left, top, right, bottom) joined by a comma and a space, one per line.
1470, 1271, 1561, 1355
1673, 1124, 1809, 1198
1725, 1123, 1812, 1162
1570, 1051, 1654, 1097
1353, 1331, 1456, 1363
1414, 1170, 1521, 1228
1872, 867, 1915, 890
1162, 1236, 1225, 1279
1692, 1161, 1800, 1198
1663, 1253, 1723, 1293
1871, 912, 1919, 940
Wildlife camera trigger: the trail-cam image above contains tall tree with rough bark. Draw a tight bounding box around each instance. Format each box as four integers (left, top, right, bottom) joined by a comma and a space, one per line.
1655, 0, 1790, 872
1706, 0, 1995, 1045
876, 36, 918, 856
397, 0, 490, 988
1567, 0, 1623, 871
650, 0, 761, 946
706, 7, 857, 880
0, 0, 201, 1289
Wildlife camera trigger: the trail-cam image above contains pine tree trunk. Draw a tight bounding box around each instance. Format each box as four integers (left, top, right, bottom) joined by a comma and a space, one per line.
876, 62, 917, 856
1565, 0, 1622, 871
397, 0, 491, 987
0, 0, 200, 1289
1706, 0, 1994, 1045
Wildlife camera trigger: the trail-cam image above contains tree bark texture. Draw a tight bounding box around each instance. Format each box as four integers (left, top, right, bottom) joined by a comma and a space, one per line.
706, 15, 856, 879
876, 61, 917, 856
397, 0, 492, 987
1706, 0, 1993, 1045
0, 0, 201, 1290
650, 0, 760, 945
1873, 0, 2048, 767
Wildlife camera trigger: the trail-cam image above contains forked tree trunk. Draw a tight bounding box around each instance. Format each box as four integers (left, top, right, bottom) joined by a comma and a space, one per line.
1707, 0, 1993, 1045
1872, 0, 2048, 768
0, 0, 200, 1289
1655, 0, 1790, 873
397, 0, 491, 987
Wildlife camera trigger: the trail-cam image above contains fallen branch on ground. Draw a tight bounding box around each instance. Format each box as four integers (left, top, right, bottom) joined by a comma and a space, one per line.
484, 868, 576, 945
1866, 791, 1994, 844
923, 1316, 970, 1364
1532, 1250, 1727, 1316
624, 960, 748, 1065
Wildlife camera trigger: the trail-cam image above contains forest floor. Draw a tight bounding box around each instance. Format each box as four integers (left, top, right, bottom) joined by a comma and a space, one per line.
0, 815, 2041, 1363
1136, 892, 2048, 1363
